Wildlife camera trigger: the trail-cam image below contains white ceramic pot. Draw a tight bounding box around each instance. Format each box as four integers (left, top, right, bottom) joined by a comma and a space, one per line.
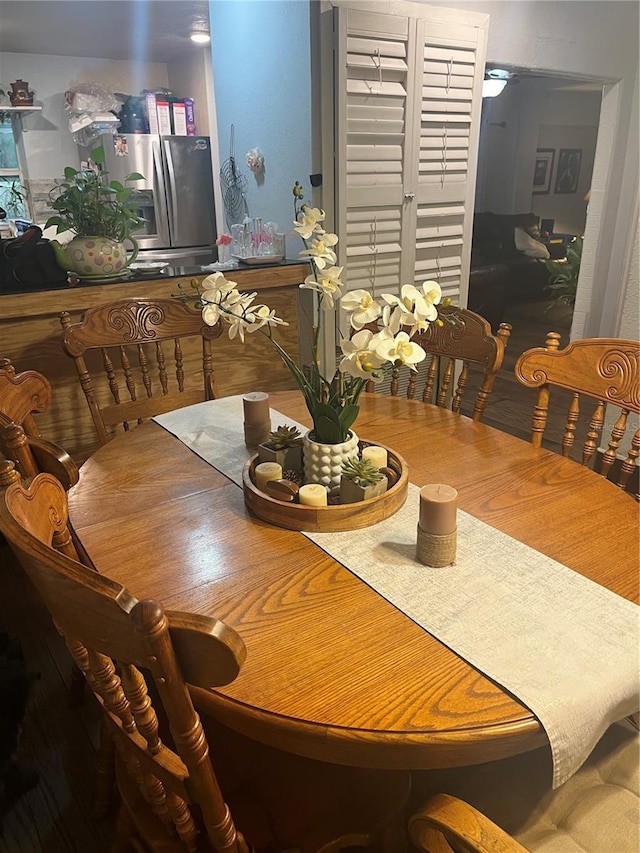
302, 430, 359, 489
53, 235, 139, 279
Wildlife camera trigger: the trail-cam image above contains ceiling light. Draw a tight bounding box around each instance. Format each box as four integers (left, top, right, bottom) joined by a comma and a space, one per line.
482, 68, 511, 98
482, 78, 507, 98
190, 16, 210, 44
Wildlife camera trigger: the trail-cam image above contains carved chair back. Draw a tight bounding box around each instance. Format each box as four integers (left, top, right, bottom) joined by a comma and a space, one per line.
365, 307, 511, 422
0, 473, 250, 853
60, 299, 223, 446
0, 358, 79, 489
515, 333, 640, 491
0, 474, 411, 851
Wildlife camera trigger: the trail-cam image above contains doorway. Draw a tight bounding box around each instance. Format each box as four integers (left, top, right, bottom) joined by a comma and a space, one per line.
469, 67, 603, 354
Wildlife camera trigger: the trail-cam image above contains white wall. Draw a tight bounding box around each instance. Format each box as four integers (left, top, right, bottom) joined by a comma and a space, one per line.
209, 0, 312, 257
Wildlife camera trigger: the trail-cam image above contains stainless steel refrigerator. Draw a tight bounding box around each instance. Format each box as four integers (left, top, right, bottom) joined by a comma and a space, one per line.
95, 134, 217, 266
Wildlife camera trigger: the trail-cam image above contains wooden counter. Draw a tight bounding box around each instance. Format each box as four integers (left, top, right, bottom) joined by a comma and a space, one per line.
0, 263, 310, 462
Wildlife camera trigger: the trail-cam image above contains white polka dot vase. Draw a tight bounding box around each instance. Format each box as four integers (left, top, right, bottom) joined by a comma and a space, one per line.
302, 430, 359, 489
55, 235, 139, 279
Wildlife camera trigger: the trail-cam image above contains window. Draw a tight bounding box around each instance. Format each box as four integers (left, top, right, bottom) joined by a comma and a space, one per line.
0, 116, 28, 219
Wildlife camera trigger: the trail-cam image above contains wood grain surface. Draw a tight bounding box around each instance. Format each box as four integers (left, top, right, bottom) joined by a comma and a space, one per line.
67, 391, 639, 771
0, 265, 309, 462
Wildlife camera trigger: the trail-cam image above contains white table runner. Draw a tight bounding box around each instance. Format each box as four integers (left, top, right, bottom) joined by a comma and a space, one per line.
154, 397, 640, 788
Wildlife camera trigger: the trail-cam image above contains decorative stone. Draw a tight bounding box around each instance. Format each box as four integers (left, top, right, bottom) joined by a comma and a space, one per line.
264, 478, 300, 502
302, 430, 359, 489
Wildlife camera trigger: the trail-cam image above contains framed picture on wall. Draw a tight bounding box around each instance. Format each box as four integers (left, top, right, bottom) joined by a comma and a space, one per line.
532, 148, 555, 194
555, 148, 582, 194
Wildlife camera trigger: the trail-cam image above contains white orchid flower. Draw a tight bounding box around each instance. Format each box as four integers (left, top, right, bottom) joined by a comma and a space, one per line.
201, 271, 237, 294
339, 329, 385, 381
299, 232, 339, 270
341, 289, 382, 330
201, 302, 221, 326
372, 329, 427, 370
381, 284, 437, 334
300, 265, 344, 309
421, 279, 442, 308
226, 314, 250, 342
293, 205, 326, 239
245, 304, 288, 333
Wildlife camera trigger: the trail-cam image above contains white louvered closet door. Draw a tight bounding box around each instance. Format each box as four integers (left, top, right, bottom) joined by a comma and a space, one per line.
411, 17, 487, 305
323, 1, 487, 309
333, 6, 417, 300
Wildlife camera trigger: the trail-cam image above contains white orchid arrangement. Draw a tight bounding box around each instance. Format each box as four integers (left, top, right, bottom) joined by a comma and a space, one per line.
176, 182, 449, 444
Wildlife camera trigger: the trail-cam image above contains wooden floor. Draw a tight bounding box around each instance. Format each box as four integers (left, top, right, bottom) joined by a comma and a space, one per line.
0, 299, 591, 852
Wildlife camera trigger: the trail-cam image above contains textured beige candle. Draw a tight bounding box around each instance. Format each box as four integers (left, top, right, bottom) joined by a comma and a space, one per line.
254, 462, 282, 491
242, 392, 270, 424
362, 445, 387, 469
298, 484, 328, 507
419, 484, 458, 534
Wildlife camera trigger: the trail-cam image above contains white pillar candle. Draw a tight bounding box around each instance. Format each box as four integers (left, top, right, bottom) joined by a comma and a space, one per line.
298, 484, 328, 507
254, 461, 283, 491
361, 445, 387, 469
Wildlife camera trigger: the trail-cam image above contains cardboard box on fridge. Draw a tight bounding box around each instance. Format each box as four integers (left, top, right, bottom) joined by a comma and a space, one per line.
172, 102, 187, 135
145, 92, 159, 134
156, 101, 172, 135
184, 98, 196, 136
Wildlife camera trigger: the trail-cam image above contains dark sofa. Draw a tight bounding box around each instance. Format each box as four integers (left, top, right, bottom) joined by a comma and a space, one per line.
467, 212, 554, 331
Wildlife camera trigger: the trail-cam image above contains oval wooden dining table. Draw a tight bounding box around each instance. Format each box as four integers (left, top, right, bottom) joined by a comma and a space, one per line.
67, 390, 639, 771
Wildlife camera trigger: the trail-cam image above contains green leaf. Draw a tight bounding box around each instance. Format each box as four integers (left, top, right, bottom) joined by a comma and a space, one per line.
313, 402, 341, 427
63, 166, 78, 180
90, 146, 105, 165
338, 403, 359, 434
125, 172, 144, 182
313, 415, 343, 444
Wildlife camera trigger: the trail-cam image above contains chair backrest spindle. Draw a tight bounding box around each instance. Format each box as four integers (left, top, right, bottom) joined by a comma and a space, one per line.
365, 306, 511, 421
515, 334, 640, 492
61, 299, 223, 446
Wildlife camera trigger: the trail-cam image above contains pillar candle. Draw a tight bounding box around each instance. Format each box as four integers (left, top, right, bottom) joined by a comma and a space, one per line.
254, 461, 282, 491
298, 484, 328, 507
418, 484, 458, 535
243, 391, 270, 424
361, 445, 387, 469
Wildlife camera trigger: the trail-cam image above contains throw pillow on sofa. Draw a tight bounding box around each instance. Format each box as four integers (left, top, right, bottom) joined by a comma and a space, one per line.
514, 227, 550, 259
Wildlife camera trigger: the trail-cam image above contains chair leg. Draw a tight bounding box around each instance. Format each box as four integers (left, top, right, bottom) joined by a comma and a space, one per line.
68, 661, 86, 707
94, 717, 115, 819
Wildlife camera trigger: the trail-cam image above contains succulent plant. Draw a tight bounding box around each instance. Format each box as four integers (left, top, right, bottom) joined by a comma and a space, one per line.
263, 424, 303, 450
341, 456, 385, 487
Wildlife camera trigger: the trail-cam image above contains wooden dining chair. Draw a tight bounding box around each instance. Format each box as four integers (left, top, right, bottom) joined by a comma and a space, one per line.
365, 307, 511, 422
514, 333, 640, 491
0, 358, 79, 490
409, 717, 639, 853
0, 472, 411, 852
60, 298, 224, 446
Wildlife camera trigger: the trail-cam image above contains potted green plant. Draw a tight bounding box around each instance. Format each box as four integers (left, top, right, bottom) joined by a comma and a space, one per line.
339, 456, 388, 504
46, 145, 144, 279
545, 236, 583, 308
257, 424, 303, 472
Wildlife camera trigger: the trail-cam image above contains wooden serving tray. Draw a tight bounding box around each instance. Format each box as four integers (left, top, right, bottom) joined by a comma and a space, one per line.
242, 441, 409, 532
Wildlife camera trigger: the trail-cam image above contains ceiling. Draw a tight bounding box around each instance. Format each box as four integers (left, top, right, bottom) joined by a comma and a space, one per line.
0, 1, 210, 62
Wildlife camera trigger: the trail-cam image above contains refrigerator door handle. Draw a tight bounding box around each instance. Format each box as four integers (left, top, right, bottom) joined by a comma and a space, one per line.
153, 139, 171, 245
163, 138, 181, 243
